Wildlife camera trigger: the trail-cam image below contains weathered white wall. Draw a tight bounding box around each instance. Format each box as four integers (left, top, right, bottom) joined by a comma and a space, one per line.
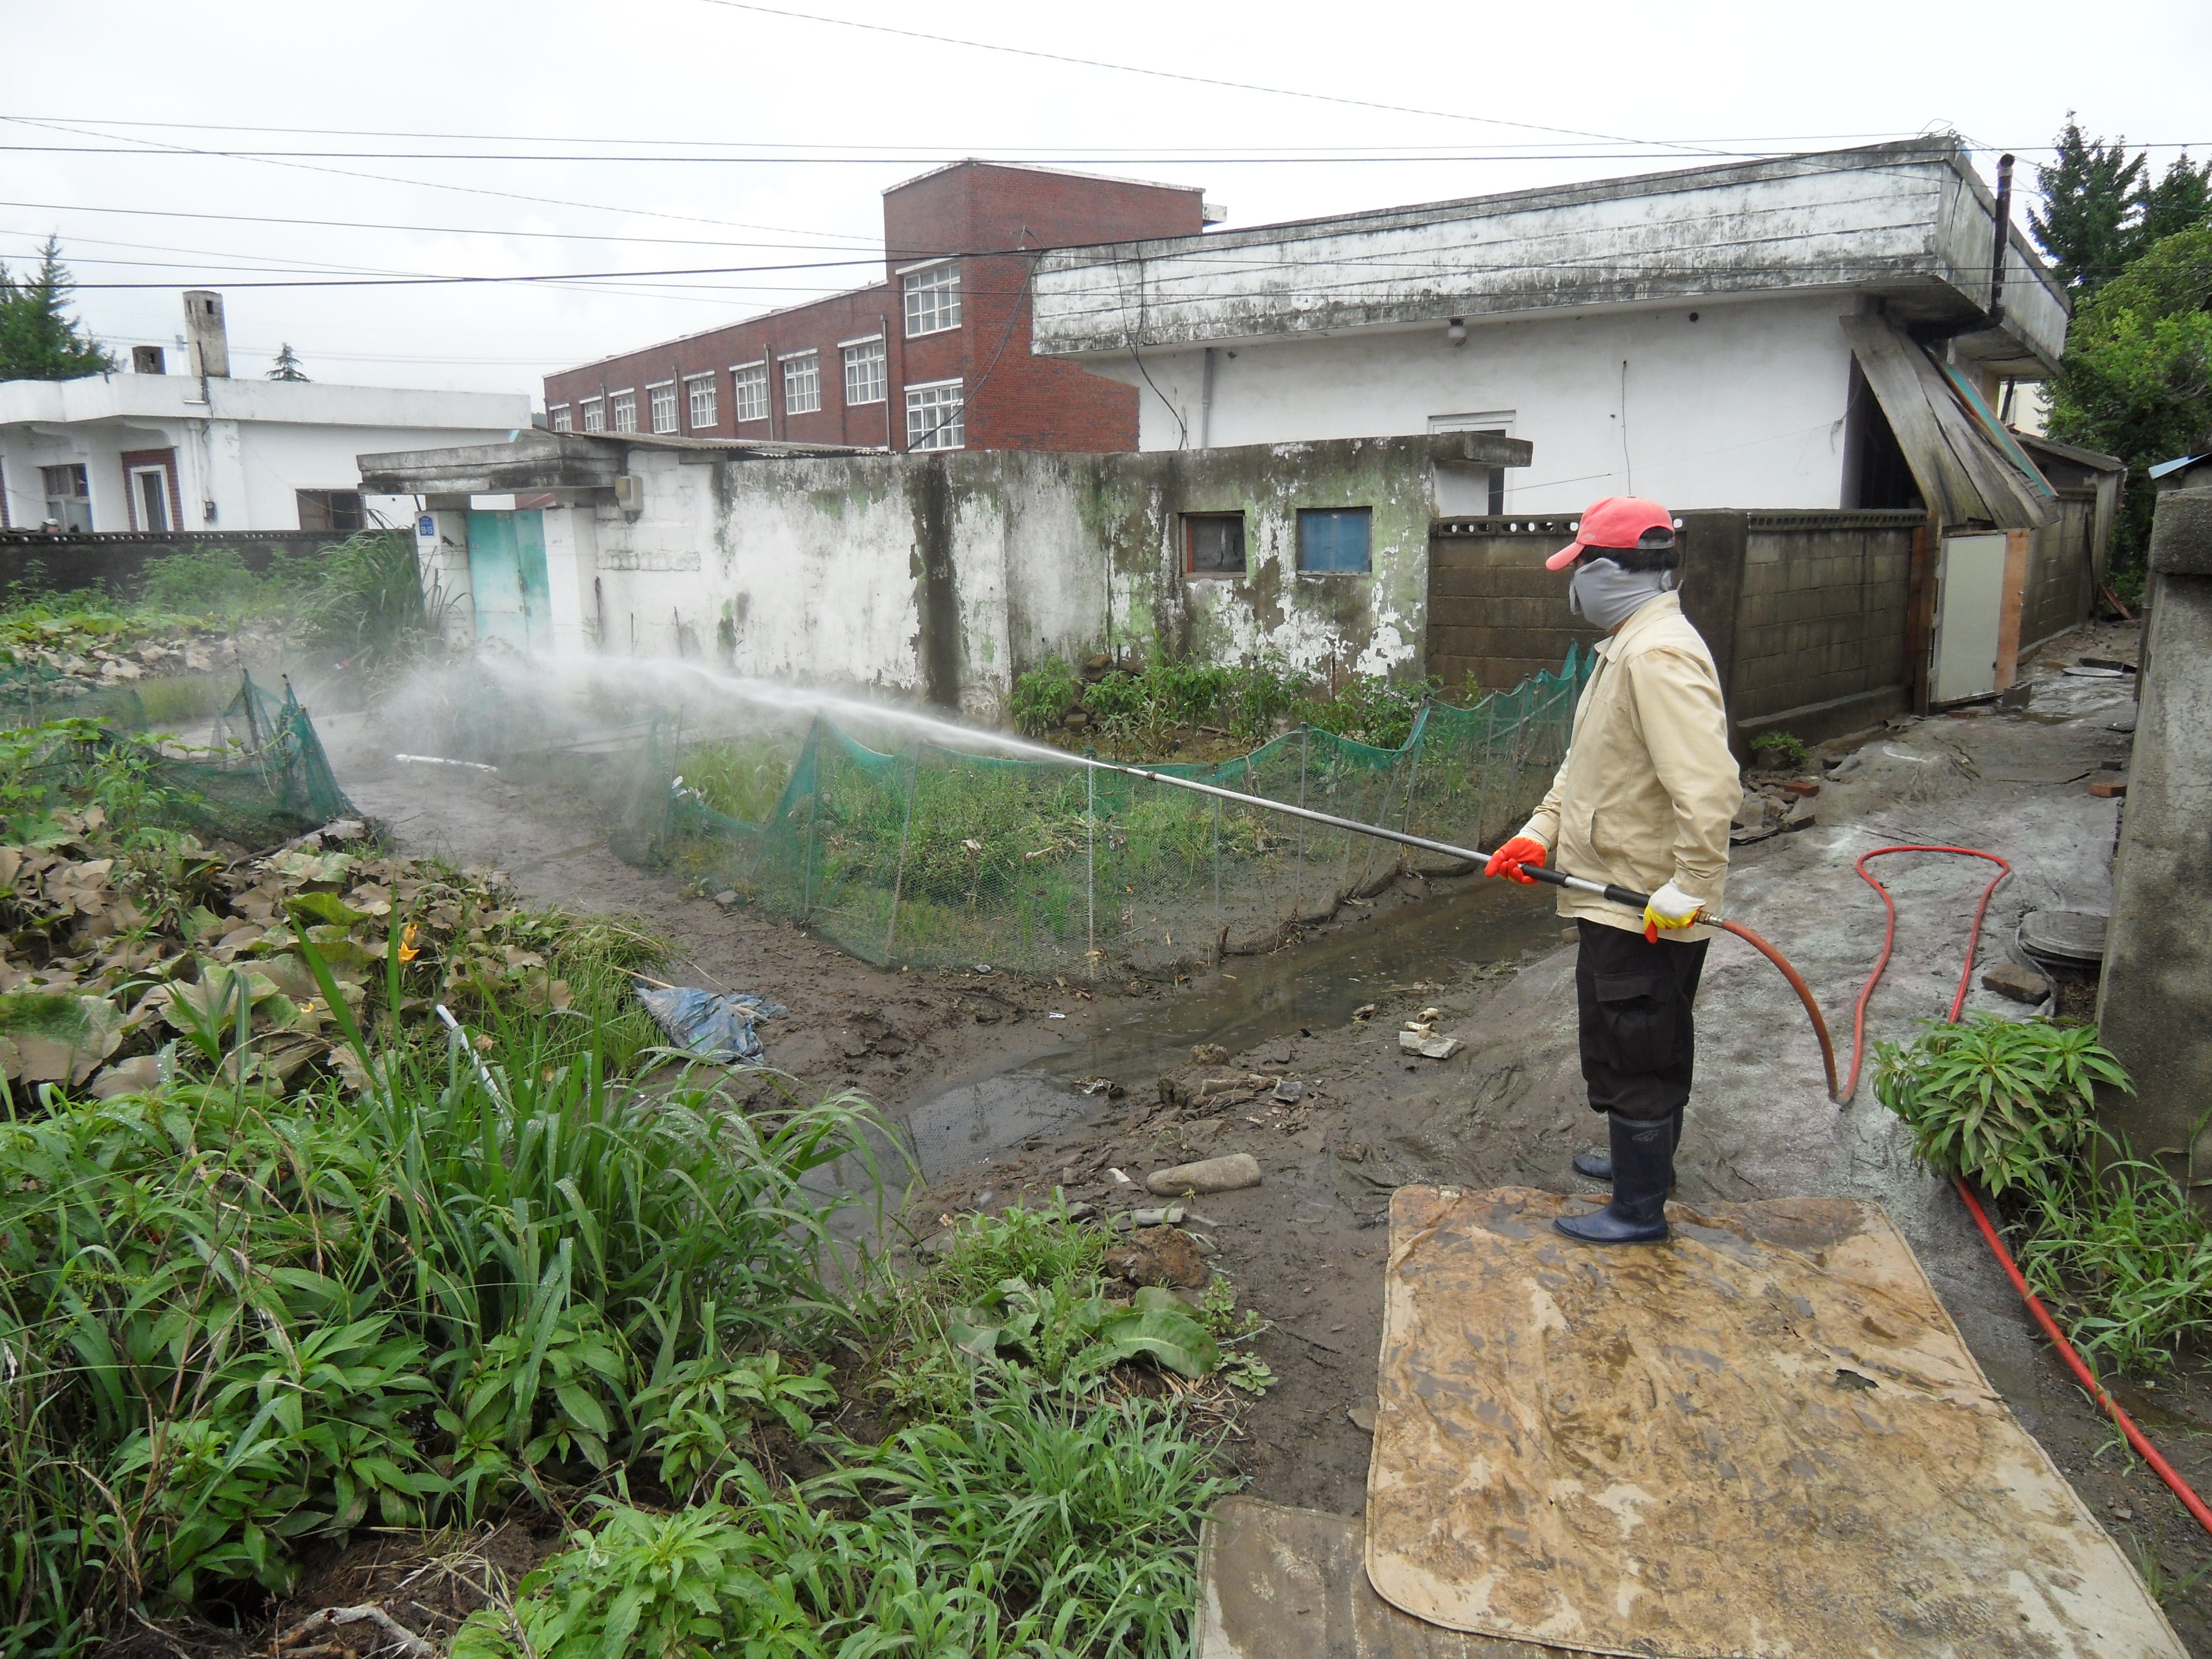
1100, 294, 1856, 513
557, 436, 1469, 713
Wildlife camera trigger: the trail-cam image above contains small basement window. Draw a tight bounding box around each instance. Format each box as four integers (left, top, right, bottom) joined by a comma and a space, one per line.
1184, 512, 1246, 576
1297, 507, 1371, 573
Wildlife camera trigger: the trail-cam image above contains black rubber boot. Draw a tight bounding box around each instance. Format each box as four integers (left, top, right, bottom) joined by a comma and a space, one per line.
1554, 1113, 1673, 1245
1569, 1110, 1681, 1185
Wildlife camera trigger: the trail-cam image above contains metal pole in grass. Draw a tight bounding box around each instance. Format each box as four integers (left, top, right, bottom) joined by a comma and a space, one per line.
1293, 727, 1309, 923
1085, 752, 1097, 977
799, 721, 821, 925
882, 745, 921, 964
1211, 788, 1223, 959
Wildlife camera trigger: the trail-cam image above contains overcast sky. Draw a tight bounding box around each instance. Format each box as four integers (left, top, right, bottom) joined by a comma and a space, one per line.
7, 0, 2205, 404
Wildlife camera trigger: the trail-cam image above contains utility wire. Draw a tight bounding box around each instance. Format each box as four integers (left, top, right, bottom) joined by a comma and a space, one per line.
12, 113, 2208, 154
0, 116, 875, 242
0, 198, 876, 253
684, 2, 1720, 155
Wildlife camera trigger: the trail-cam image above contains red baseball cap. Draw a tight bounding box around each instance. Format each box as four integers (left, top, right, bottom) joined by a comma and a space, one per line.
1546, 496, 1677, 570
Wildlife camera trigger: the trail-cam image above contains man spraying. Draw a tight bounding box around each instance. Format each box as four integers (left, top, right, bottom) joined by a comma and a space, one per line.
1484, 498, 1742, 1245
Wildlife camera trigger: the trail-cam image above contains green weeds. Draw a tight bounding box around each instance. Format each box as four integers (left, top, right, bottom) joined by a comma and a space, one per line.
0, 1022, 881, 1640
2017, 1146, 2212, 1375
1012, 649, 1449, 760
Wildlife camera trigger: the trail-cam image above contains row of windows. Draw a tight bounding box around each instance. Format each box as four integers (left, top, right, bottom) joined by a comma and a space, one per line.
547, 262, 964, 437
551, 340, 899, 436
552, 354, 963, 448
1182, 508, 1373, 576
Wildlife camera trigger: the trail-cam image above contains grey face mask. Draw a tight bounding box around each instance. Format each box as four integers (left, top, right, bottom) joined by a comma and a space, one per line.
1568, 557, 1674, 631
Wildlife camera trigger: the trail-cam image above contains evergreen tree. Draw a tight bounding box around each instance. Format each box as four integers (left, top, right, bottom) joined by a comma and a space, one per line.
2032, 117, 2146, 296
0, 236, 116, 380
267, 342, 310, 382
2139, 152, 2212, 246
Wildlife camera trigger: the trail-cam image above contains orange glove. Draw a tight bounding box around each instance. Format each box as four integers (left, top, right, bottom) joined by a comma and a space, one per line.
1484, 834, 1547, 885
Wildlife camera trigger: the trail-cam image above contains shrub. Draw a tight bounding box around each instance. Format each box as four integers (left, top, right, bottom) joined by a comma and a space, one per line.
1301, 674, 1439, 751
138, 547, 273, 618
1010, 656, 1082, 738
1872, 1015, 2132, 1196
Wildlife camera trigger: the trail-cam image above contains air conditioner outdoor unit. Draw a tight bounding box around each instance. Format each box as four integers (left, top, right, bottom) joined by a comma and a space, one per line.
612, 473, 643, 512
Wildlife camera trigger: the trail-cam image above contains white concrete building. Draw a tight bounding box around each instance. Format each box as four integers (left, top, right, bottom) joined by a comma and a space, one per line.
0, 291, 531, 538
1030, 140, 2070, 520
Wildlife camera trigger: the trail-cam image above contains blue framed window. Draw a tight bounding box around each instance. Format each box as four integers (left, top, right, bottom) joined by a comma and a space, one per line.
1297, 507, 1371, 573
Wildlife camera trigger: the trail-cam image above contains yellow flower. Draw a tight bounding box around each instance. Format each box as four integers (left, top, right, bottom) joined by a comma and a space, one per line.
398, 922, 420, 963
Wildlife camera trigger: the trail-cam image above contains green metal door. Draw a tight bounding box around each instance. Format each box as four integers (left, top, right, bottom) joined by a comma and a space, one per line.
466, 509, 552, 651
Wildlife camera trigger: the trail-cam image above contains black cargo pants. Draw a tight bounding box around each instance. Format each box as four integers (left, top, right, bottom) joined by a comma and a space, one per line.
1574, 918, 1709, 1122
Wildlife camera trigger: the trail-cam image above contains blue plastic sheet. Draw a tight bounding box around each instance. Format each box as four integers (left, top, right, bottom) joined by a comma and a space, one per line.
634, 984, 787, 1064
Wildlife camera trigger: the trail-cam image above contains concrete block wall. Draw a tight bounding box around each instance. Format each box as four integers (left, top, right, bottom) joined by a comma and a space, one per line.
1425, 518, 1601, 692
2018, 493, 2099, 656
1730, 514, 1918, 735
1425, 509, 1923, 748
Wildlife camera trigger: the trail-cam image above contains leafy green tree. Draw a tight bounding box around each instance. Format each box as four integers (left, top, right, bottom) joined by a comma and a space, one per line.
267, 342, 310, 381
2139, 152, 2212, 246
0, 236, 116, 380
2033, 118, 2147, 296
2047, 226, 2212, 572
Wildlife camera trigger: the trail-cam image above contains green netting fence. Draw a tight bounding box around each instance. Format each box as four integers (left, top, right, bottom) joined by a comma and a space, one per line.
666, 647, 1592, 975
0, 663, 149, 733
158, 672, 356, 845
4, 671, 355, 849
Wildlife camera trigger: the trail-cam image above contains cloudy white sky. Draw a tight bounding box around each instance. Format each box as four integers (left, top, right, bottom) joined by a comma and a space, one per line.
7, 0, 2205, 404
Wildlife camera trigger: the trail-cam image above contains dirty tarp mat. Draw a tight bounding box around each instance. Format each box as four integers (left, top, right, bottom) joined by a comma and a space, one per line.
634, 984, 786, 1064
1366, 1187, 2187, 1659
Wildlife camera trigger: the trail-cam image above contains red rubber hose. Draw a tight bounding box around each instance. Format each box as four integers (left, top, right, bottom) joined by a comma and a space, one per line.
1727, 842, 2211, 1537
1840, 845, 2013, 1098
1954, 1176, 2212, 1536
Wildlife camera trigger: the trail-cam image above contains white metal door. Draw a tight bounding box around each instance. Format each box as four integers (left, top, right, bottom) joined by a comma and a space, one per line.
1931, 532, 2007, 705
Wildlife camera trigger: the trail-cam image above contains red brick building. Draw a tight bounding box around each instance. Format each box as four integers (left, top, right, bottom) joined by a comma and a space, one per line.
543, 162, 1207, 453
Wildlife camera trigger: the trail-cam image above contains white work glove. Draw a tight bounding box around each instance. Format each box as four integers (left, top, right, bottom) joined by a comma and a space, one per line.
1642, 880, 1704, 943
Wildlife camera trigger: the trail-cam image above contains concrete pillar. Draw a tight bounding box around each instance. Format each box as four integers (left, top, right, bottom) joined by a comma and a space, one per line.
416, 502, 474, 645
2095, 486, 2212, 1191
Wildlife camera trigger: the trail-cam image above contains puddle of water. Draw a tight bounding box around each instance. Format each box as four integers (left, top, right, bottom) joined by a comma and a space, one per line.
895, 879, 1566, 1181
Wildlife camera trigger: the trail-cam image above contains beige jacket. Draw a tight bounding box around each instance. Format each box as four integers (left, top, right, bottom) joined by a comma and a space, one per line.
1517, 591, 1742, 941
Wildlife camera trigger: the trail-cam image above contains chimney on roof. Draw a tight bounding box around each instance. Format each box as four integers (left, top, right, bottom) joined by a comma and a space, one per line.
182, 290, 229, 378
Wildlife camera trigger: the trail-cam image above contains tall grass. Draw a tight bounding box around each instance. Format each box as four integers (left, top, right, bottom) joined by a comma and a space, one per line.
0, 1008, 881, 1646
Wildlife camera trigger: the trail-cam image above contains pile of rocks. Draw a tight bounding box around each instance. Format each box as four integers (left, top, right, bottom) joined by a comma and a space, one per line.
0, 622, 241, 686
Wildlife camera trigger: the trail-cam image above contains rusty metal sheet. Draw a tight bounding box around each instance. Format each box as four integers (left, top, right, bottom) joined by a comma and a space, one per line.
1365, 1186, 2186, 1658
1199, 1495, 1572, 1659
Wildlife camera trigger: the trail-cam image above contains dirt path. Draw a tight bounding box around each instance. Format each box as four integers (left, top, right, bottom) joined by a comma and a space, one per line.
316, 623, 2211, 1648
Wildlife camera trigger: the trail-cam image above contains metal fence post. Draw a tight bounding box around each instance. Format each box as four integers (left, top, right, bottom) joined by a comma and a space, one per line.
1085, 758, 1097, 976
882, 747, 921, 964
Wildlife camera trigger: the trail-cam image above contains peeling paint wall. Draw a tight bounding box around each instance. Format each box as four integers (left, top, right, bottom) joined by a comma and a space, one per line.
562, 434, 1506, 714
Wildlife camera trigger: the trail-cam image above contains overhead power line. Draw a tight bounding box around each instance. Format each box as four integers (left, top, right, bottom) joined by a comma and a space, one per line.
0, 199, 876, 253
0, 116, 880, 243
682, 2, 1724, 154
19, 144, 2192, 164
12, 113, 2208, 156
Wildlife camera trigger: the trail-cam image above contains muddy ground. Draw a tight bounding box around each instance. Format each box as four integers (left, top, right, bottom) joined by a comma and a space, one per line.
318, 618, 2211, 1649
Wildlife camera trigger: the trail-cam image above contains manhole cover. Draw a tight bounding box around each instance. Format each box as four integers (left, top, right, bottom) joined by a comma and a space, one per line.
2020, 910, 2107, 964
